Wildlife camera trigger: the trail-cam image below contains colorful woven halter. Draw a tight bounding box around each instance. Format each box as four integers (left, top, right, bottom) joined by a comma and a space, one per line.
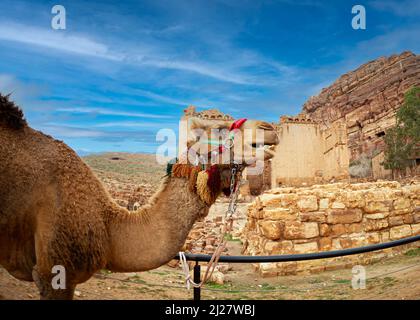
202, 118, 248, 154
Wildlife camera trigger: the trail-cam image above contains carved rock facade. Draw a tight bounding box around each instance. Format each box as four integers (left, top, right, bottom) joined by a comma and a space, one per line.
301, 51, 420, 162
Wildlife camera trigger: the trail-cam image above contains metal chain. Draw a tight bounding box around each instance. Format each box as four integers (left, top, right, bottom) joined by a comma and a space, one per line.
226, 163, 242, 219
198, 164, 243, 283
180, 163, 244, 289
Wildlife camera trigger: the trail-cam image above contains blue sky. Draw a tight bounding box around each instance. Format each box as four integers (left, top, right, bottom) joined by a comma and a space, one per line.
0, 0, 419, 154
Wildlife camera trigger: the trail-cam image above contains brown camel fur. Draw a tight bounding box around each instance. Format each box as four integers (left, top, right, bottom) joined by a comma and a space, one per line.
0, 94, 278, 299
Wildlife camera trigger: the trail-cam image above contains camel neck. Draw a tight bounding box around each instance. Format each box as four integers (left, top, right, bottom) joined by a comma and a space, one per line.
105, 176, 208, 272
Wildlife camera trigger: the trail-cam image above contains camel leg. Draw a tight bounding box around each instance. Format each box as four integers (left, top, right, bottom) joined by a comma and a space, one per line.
33, 226, 76, 300
32, 266, 75, 300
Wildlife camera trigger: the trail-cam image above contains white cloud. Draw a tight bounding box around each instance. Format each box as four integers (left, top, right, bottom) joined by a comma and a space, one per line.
0, 22, 122, 61
37, 125, 105, 138
354, 27, 420, 58
0, 21, 295, 86
139, 58, 253, 85
130, 88, 189, 106
55, 107, 172, 119
370, 0, 420, 17
0, 74, 42, 102
93, 120, 175, 128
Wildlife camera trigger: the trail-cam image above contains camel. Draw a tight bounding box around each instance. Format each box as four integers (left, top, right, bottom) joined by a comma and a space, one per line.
0, 93, 278, 299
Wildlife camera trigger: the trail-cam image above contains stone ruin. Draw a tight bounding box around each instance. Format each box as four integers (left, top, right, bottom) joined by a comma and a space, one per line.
249, 52, 419, 192
170, 52, 420, 279
241, 181, 420, 276
183, 105, 233, 121
302, 51, 420, 165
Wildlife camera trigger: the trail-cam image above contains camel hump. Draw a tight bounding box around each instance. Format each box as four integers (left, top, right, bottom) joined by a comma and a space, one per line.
0, 93, 27, 130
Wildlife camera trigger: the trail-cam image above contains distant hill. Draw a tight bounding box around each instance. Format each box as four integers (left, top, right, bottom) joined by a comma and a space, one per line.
82, 152, 166, 196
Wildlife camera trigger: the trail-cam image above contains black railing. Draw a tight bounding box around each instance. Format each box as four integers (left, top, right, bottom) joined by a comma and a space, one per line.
174, 234, 420, 300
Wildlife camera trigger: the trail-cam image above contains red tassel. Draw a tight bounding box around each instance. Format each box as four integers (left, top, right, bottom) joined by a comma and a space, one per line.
206, 165, 221, 196
222, 180, 237, 196
229, 118, 247, 131
222, 188, 231, 196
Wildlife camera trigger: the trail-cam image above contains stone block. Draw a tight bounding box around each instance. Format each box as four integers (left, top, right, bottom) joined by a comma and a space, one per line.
331, 201, 346, 209
319, 198, 330, 209
297, 195, 318, 212
276, 193, 299, 207
293, 241, 318, 253
346, 191, 366, 208
364, 201, 391, 213
332, 238, 342, 250
259, 262, 278, 277
393, 198, 411, 211
345, 223, 363, 233
410, 223, 420, 235
380, 230, 390, 242
319, 237, 332, 251
300, 211, 326, 223
284, 221, 319, 239
320, 223, 330, 236
264, 240, 293, 254
277, 262, 298, 275
296, 260, 326, 274
259, 221, 283, 240
366, 232, 380, 243
327, 209, 363, 224
363, 218, 389, 231
389, 225, 412, 240
365, 212, 390, 220
331, 224, 346, 236
402, 214, 414, 224
339, 238, 353, 249
388, 215, 404, 226
364, 190, 386, 202
263, 208, 296, 220
258, 194, 282, 207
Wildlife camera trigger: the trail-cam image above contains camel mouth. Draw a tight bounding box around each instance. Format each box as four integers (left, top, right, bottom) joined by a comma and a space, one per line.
250, 140, 278, 160
263, 144, 277, 159
250, 125, 279, 160
255, 143, 276, 160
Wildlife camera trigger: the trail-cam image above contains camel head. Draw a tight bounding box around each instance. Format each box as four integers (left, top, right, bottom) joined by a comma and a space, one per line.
171, 113, 279, 207
181, 115, 279, 167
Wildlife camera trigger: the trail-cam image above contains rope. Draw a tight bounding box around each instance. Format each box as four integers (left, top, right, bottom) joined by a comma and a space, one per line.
179, 252, 200, 289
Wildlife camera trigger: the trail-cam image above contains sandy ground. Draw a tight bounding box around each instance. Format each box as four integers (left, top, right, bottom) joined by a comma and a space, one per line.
1, 244, 419, 300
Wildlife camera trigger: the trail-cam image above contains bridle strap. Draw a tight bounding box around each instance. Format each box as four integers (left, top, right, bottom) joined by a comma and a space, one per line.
205, 118, 248, 150
185, 118, 248, 165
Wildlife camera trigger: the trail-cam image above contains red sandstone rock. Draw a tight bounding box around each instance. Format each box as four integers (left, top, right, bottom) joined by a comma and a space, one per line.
302, 51, 420, 161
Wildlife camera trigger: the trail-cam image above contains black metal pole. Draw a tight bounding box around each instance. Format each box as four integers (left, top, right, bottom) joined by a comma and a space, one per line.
175, 234, 420, 263
193, 262, 201, 301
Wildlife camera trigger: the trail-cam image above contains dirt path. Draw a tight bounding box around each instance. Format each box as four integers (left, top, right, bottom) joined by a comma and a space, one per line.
1, 247, 419, 300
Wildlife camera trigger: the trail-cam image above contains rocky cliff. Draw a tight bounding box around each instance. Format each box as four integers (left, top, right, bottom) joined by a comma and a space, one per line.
302, 51, 420, 162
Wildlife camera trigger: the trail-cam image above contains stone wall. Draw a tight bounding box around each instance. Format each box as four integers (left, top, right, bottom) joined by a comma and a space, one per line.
269, 116, 349, 188
241, 181, 420, 277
